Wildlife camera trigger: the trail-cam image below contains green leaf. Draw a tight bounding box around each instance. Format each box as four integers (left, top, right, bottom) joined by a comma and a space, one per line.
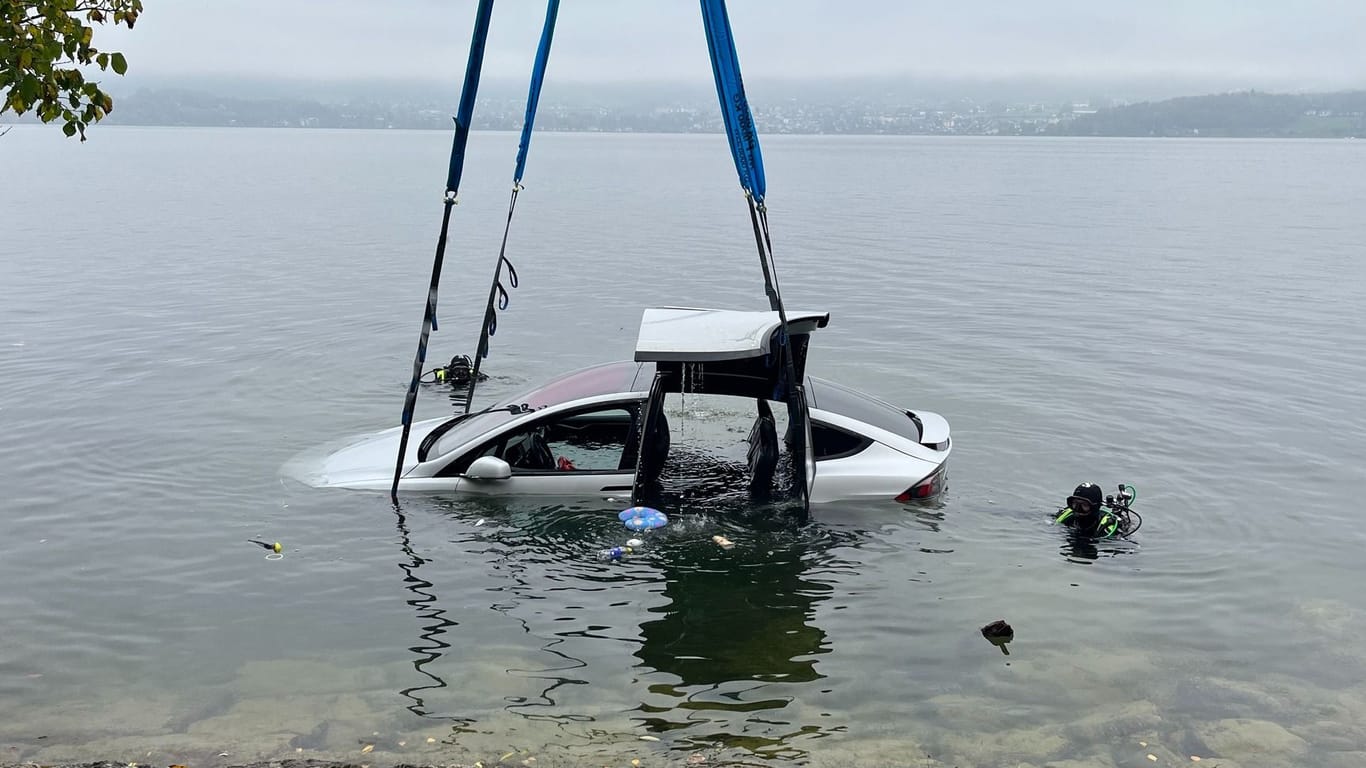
110, 52, 127, 75
62, 120, 76, 137
19, 75, 41, 107
97, 52, 109, 70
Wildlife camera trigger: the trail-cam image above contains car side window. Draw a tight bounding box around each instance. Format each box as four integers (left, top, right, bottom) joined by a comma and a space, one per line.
811, 422, 870, 460
541, 406, 636, 471
442, 404, 639, 476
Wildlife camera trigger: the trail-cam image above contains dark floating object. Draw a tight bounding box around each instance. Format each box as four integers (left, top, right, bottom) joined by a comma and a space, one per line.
981, 619, 1014, 655
981, 619, 1013, 639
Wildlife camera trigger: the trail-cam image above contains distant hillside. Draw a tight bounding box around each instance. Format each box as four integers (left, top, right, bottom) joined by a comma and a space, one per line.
1054, 90, 1366, 137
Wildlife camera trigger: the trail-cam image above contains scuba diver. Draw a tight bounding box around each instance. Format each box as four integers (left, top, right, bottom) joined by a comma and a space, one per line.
1053, 482, 1141, 539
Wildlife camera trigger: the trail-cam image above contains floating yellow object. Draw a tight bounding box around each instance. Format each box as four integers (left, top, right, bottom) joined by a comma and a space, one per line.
638, 735, 660, 742
631, 760, 641, 767
712, 535, 734, 549
1147, 755, 1157, 762
1190, 758, 1202, 762
361, 744, 374, 754
427, 737, 437, 744
501, 752, 516, 761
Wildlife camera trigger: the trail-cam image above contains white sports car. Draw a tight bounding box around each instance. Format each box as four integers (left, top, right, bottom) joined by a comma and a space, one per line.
287, 307, 950, 505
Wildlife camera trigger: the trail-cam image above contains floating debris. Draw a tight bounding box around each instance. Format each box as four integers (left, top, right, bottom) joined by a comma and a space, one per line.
621, 506, 668, 532
712, 535, 734, 549
427, 737, 437, 744
1147, 755, 1157, 762
980, 620, 1014, 655
361, 744, 374, 754
980, 620, 1013, 639
1190, 757, 1202, 762
599, 546, 633, 561
638, 735, 660, 742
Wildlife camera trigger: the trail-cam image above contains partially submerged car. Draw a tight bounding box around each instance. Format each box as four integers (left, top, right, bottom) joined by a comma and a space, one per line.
286, 308, 950, 505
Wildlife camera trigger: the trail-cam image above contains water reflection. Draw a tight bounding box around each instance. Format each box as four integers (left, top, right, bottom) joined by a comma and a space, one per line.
389, 500, 470, 726
1058, 527, 1139, 563
384, 494, 860, 759
630, 514, 849, 759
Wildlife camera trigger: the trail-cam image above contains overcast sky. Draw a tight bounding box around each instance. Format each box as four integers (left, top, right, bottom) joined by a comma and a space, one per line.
99, 1, 1366, 93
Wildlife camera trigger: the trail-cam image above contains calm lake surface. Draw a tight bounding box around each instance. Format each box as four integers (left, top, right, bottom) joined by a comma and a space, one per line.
3, 126, 1366, 767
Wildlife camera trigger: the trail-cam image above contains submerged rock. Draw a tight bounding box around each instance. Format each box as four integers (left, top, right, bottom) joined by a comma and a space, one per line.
1322, 751, 1366, 768
1289, 718, 1366, 752
1062, 699, 1162, 744
1191, 718, 1310, 764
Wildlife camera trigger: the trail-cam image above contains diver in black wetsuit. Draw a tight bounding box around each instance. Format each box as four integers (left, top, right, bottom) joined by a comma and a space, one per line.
1054, 482, 1141, 539
1054, 482, 1108, 535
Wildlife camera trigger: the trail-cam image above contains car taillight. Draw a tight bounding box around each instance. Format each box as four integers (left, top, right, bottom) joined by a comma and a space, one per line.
895, 470, 944, 503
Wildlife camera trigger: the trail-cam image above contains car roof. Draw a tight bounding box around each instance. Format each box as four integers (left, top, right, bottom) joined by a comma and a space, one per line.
494, 360, 654, 409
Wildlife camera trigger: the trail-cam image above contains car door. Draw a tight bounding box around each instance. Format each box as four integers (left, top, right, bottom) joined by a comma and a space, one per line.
449, 401, 641, 498
791, 383, 817, 503
631, 371, 669, 505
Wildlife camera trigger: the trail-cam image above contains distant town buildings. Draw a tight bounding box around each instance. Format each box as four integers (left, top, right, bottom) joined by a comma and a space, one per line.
72, 87, 1364, 138
95, 89, 1127, 136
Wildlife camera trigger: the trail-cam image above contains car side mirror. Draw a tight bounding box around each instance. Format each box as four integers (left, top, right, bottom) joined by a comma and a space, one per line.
465, 456, 512, 481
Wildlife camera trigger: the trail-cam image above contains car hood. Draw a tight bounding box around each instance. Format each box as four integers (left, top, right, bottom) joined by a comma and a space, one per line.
282, 418, 444, 489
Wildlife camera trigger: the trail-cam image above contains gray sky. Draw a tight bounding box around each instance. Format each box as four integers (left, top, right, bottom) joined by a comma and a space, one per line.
100, 1, 1366, 92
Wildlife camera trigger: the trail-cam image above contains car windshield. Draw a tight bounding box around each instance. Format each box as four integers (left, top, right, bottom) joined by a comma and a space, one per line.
427, 361, 651, 461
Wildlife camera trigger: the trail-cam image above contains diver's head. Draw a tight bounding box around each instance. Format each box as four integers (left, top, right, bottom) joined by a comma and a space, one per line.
1067, 482, 1104, 515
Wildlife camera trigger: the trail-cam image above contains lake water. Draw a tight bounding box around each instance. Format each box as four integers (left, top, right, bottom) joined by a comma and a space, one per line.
2, 126, 1366, 768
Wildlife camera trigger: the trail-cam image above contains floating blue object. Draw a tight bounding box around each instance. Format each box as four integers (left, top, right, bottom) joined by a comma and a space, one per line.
599, 546, 632, 561
619, 506, 668, 532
